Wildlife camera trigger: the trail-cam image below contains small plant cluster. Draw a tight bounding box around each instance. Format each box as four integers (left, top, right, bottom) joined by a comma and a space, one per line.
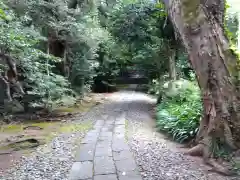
155, 79, 202, 143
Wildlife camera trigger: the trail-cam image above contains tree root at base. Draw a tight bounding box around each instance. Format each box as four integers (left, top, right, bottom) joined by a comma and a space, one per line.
206, 159, 237, 176
184, 144, 237, 176
184, 143, 204, 156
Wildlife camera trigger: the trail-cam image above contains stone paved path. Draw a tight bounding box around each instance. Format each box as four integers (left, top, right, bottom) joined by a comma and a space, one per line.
69, 105, 142, 180
3, 91, 237, 180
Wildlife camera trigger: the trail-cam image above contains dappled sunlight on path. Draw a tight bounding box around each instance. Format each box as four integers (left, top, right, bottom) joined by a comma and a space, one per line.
107, 91, 157, 104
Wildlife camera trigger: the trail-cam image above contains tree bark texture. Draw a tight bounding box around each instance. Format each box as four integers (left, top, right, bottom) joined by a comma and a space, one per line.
0, 53, 24, 104
164, 0, 240, 158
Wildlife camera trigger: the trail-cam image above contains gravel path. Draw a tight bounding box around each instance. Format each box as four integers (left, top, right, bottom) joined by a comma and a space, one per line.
124, 91, 239, 180
1, 91, 239, 180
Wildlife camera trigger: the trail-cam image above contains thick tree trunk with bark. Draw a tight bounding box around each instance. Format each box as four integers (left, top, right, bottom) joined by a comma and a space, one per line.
163, 0, 240, 173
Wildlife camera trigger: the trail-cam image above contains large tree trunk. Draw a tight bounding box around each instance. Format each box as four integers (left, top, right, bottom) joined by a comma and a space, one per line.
163, 0, 240, 171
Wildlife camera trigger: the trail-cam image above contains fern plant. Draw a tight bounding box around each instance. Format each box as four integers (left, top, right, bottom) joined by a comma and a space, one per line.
156, 79, 202, 143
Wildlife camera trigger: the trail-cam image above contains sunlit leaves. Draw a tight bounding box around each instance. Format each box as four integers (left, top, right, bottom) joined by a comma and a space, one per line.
155, 2, 167, 17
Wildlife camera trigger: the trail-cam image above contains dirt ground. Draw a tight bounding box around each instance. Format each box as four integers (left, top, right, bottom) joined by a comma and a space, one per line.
0, 93, 108, 174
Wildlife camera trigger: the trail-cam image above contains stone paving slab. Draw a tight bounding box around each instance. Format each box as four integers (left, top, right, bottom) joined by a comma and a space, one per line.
75, 144, 95, 161
69, 111, 142, 180
96, 140, 112, 148
105, 121, 115, 125
86, 130, 101, 136
100, 131, 113, 137
81, 135, 98, 144
99, 136, 112, 141
94, 156, 116, 175
102, 125, 114, 132
115, 159, 138, 172
94, 174, 118, 180
113, 150, 133, 161
114, 125, 125, 132
95, 147, 113, 157
69, 161, 93, 180
115, 118, 125, 125
112, 141, 130, 152
118, 173, 142, 180
94, 120, 105, 127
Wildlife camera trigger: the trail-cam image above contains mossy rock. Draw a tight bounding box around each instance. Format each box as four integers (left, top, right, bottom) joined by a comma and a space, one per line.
1, 137, 46, 151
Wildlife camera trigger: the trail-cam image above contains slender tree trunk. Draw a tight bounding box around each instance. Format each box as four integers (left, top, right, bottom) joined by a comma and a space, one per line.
169, 48, 176, 80
46, 40, 51, 110
238, 13, 240, 50
63, 44, 70, 78
154, 55, 162, 78
163, 0, 240, 168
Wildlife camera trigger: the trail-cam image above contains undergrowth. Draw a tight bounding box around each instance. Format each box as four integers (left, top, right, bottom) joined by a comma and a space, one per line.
155, 79, 202, 143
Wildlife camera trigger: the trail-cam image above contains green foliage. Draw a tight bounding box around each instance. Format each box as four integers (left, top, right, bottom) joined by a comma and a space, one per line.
0, 0, 115, 112
226, 0, 240, 46
95, 40, 121, 78
148, 79, 162, 95
0, 1, 73, 110
23, 0, 110, 89
108, 0, 175, 80
156, 79, 202, 143
148, 75, 168, 95
225, 11, 239, 45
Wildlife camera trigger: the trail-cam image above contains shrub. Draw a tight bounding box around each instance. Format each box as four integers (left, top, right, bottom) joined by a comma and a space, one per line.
156, 79, 202, 143
148, 75, 169, 96
0, 2, 75, 112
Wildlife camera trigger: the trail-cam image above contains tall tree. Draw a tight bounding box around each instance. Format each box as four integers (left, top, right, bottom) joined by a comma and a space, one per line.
163, 0, 240, 173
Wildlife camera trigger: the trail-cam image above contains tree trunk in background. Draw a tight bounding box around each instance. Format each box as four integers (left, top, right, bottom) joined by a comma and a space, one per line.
0, 53, 24, 100
68, 0, 85, 9
163, 0, 240, 171
63, 44, 70, 78
48, 34, 69, 77
169, 49, 176, 80
68, 0, 78, 9
0, 53, 25, 114
238, 13, 240, 50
